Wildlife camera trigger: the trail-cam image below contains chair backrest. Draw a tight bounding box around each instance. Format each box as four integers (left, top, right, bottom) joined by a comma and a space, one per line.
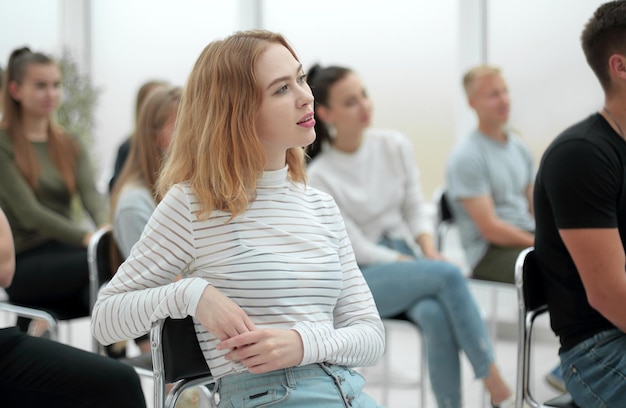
437, 188, 454, 224
434, 187, 454, 252
87, 226, 115, 313
88, 226, 121, 355
162, 316, 211, 383
515, 247, 541, 408
518, 248, 548, 313
151, 316, 213, 408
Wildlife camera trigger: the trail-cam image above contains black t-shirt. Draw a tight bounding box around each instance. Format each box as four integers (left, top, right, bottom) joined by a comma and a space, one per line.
534, 113, 626, 352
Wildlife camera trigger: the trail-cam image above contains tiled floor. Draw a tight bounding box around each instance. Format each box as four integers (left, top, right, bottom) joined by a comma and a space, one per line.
0, 207, 566, 407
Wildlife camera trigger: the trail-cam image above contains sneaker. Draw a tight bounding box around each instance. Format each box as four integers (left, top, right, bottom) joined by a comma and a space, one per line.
491, 395, 515, 408
545, 364, 566, 393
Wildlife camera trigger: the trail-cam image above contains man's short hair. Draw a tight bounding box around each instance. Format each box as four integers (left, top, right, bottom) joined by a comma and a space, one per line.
462, 65, 502, 97
581, 0, 626, 91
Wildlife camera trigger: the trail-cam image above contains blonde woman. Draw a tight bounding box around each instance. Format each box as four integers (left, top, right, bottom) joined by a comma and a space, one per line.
92, 30, 385, 407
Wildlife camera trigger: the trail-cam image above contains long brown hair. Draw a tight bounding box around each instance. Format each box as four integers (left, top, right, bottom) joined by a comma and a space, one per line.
157, 30, 307, 221
110, 86, 182, 217
109, 86, 182, 270
1, 47, 78, 193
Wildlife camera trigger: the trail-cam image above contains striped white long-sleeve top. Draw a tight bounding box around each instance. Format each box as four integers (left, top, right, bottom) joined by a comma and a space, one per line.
91, 166, 385, 379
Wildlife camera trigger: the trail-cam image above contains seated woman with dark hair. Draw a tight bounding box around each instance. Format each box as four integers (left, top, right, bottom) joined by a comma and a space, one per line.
306, 64, 514, 408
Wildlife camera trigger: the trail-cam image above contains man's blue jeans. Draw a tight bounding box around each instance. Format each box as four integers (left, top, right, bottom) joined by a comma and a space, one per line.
360, 238, 495, 408
560, 328, 626, 408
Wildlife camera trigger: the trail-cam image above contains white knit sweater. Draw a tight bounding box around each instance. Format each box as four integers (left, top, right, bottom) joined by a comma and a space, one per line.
308, 129, 433, 265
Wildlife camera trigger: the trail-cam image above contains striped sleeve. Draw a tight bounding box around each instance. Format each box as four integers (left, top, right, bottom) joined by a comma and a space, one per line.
292, 195, 385, 368
91, 184, 209, 345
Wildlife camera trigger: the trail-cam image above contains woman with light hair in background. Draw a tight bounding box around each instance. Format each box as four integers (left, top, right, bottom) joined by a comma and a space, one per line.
111, 85, 182, 261
108, 85, 182, 353
109, 79, 168, 192
109, 84, 199, 408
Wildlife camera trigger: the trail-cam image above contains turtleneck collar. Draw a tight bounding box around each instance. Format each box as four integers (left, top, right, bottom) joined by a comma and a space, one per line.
258, 166, 289, 188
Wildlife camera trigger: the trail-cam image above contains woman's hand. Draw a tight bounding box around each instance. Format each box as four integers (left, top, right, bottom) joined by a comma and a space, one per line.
216, 329, 304, 374
397, 253, 414, 261
422, 249, 447, 261
82, 231, 93, 248
416, 233, 447, 260
195, 285, 257, 340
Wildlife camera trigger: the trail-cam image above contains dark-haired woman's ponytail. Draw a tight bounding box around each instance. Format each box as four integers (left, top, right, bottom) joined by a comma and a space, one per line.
306, 64, 329, 163
8, 47, 31, 69
306, 64, 322, 86
305, 64, 352, 163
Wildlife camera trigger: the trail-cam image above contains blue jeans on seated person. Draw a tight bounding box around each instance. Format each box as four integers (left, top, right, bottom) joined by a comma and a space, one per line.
560, 328, 626, 408
360, 238, 495, 408
215, 363, 381, 407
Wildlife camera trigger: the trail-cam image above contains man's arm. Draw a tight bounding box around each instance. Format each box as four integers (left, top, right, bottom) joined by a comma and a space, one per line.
526, 183, 534, 216
0, 208, 15, 288
560, 228, 626, 332
461, 194, 534, 247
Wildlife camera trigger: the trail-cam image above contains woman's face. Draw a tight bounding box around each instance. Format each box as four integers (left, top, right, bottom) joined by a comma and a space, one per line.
254, 43, 315, 170
10, 63, 61, 118
320, 72, 373, 136
157, 109, 177, 151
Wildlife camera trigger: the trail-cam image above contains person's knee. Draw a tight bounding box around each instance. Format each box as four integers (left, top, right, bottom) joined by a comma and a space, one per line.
100, 363, 146, 407
410, 299, 447, 331
116, 364, 143, 392
409, 300, 457, 348
436, 262, 466, 286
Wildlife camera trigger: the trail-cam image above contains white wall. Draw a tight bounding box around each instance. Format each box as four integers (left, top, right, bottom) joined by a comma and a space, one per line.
486, 0, 606, 162
90, 0, 241, 189
0, 0, 59, 59
0, 0, 611, 196
262, 0, 459, 196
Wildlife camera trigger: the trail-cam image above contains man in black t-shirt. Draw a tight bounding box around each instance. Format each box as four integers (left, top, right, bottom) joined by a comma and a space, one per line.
534, 1, 626, 406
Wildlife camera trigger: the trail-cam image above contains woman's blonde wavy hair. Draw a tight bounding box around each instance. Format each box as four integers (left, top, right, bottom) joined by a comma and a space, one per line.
157, 30, 307, 220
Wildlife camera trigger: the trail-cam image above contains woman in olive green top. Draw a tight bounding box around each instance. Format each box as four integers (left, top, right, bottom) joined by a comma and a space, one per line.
0, 47, 107, 324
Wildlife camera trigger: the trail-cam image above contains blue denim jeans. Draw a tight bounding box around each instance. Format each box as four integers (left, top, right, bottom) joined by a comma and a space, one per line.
215, 363, 381, 407
560, 328, 626, 408
360, 238, 495, 408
